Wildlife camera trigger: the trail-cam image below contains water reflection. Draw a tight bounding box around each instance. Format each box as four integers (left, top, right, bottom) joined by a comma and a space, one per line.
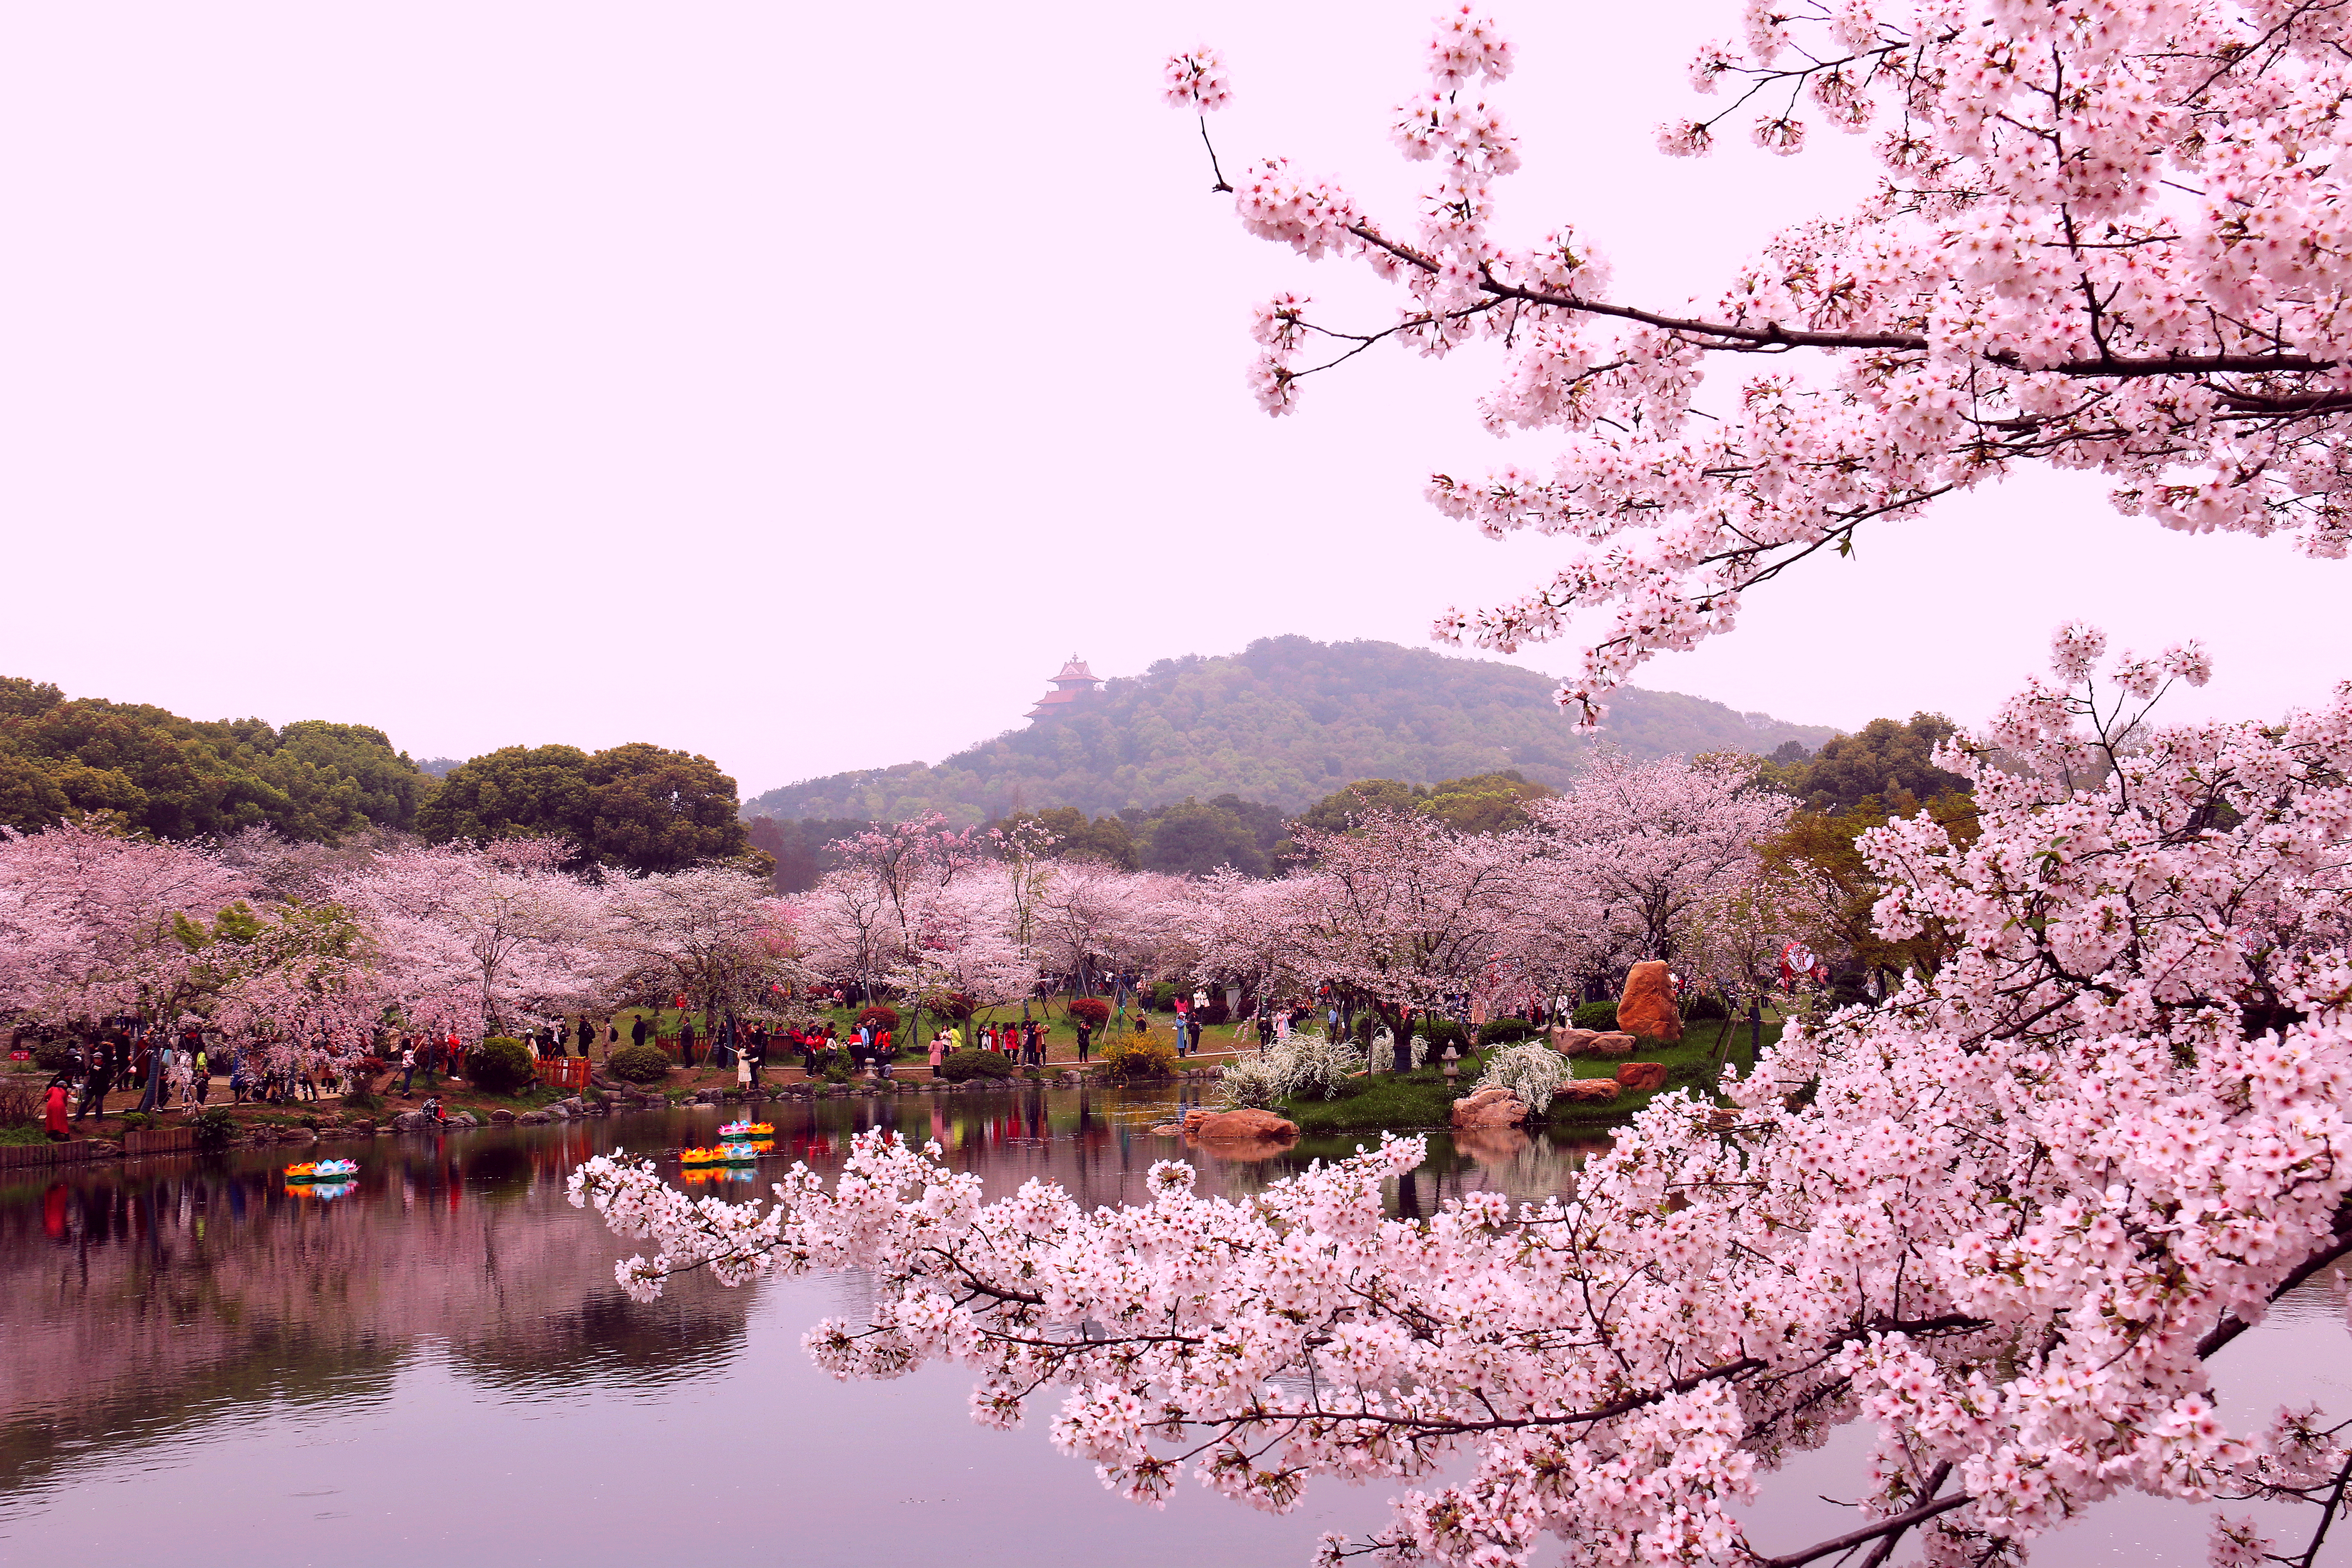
0, 1087, 1590, 1547
3, 1086, 2326, 1567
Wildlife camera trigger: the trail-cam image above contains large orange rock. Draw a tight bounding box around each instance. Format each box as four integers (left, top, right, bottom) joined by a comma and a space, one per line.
1550, 1027, 1600, 1055
1560, 1077, 1622, 1104
1450, 1087, 1531, 1128
1615, 1062, 1669, 1092
1589, 1032, 1638, 1058
1618, 962, 1683, 1042
1185, 1107, 1300, 1141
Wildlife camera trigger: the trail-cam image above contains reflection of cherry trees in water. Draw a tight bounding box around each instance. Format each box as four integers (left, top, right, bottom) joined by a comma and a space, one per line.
0, 1091, 1598, 1502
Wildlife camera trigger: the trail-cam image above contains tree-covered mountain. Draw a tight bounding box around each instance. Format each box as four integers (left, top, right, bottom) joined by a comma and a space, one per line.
744, 636, 1841, 825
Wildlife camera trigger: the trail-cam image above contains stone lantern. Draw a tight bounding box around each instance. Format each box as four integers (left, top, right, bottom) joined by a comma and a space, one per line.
1441, 1044, 1461, 1081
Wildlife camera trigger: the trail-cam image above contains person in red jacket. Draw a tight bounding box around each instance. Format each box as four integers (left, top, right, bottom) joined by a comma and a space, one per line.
43, 1077, 71, 1141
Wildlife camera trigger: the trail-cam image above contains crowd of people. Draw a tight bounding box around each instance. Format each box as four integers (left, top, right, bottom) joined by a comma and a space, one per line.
18, 986, 1312, 1142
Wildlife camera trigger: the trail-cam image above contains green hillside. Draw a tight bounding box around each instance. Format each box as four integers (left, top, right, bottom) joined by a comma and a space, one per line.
745, 636, 1840, 824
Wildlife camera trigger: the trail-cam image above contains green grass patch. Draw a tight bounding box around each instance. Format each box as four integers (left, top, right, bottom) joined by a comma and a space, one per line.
1273, 1020, 1788, 1134
1547, 1019, 1783, 1127
0, 1124, 53, 1146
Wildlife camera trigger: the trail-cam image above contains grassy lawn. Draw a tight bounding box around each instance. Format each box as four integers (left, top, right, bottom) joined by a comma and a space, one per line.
1278, 1017, 1788, 1134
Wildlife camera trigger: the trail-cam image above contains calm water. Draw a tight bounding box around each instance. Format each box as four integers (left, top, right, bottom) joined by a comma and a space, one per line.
1, 1087, 2344, 1567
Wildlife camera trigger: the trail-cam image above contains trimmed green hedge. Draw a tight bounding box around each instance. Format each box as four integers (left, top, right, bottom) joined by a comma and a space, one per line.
1572, 1001, 1618, 1032
939, 1049, 1015, 1082
468, 1037, 537, 1094
607, 1043, 672, 1084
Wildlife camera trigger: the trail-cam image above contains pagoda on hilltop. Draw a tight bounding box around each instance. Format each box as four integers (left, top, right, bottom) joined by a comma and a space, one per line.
1026, 654, 1103, 720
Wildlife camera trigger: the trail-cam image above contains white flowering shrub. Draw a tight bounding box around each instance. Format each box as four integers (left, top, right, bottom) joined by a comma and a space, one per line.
1473, 1041, 1566, 1114
1217, 1029, 1365, 1106
1216, 1055, 1286, 1110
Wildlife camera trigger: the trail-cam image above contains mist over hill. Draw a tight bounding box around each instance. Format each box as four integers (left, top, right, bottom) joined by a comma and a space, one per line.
746, 636, 1839, 825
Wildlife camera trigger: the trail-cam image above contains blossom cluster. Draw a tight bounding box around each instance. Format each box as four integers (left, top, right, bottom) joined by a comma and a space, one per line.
1174, 2, 2352, 721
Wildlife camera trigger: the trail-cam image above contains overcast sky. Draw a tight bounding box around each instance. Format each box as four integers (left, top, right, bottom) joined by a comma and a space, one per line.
3, 1, 2344, 799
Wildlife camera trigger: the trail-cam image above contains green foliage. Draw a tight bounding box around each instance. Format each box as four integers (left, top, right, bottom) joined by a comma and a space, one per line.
1476, 1019, 1541, 1045
1299, 770, 1556, 838
1002, 807, 1138, 870
1572, 1002, 1619, 1032
607, 1044, 672, 1084
418, 741, 748, 873
1098, 1036, 1179, 1081
1684, 994, 1730, 1022
467, 1037, 537, 1095
1758, 713, 1970, 812
739, 636, 1837, 824
116, 1112, 151, 1132
31, 1039, 76, 1073
191, 1107, 236, 1150
0, 682, 433, 839
1137, 797, 1272, 877
744, 814, 877, 892
821, 1061, 853, 1084
1419, 1018, 1470, 1052
939, 1049, 1016, 1082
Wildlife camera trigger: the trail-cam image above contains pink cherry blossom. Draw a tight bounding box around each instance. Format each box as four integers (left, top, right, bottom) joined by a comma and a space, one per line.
1173, 3, 2352, 722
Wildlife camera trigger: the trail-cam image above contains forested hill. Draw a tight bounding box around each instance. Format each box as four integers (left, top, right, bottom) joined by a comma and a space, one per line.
746, 636, 1840, 824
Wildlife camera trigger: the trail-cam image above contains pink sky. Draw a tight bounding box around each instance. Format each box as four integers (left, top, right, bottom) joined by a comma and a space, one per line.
1, 0, 2343, 798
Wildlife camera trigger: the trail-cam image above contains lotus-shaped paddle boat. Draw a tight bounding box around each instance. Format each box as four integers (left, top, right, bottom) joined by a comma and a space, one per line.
680, 1144, 762, 1167
284, 1158, 359, 1184
717, 1121, 773, 1139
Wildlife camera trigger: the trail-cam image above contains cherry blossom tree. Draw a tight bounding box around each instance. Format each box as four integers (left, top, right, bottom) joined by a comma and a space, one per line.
882, 878, 1037, 1032
1522, 750, 1792, 971
1280, 809, 1532, 1042
0, 819, 249, 1026
1170, 4, 2352, 721
574, 631, 2352, 1568
335, 838, 610, 1038
606, 865, 809, 1027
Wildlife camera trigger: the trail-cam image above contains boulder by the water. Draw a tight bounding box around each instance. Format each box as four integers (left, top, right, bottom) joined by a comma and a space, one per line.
1182, 1107, 1300, 1141
1617, 961, 1683, 1043
1615, 1062, 1670, 1092
1450, 1087, 1531, 1129
1560, 1078, 1622, 1104
392, 1111, 431, 1132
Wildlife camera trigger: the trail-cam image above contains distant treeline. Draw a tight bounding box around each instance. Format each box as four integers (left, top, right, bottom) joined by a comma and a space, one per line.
746, 714, 1969, 893
0, 675, 751, 877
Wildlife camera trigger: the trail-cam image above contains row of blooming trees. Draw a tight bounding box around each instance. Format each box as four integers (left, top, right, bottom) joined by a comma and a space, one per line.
0, 823, 807, 1079
0, 744, 1795, 1078
780, 751, 1802, 1039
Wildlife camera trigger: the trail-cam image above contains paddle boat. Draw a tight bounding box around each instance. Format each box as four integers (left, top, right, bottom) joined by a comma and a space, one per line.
679, 1144, 762, 1167
716, 1121, 773, 1139
284, 1158, 359, 1184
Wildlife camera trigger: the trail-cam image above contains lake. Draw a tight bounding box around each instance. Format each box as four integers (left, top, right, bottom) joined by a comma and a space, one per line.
3, 1087, 2343, 1567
